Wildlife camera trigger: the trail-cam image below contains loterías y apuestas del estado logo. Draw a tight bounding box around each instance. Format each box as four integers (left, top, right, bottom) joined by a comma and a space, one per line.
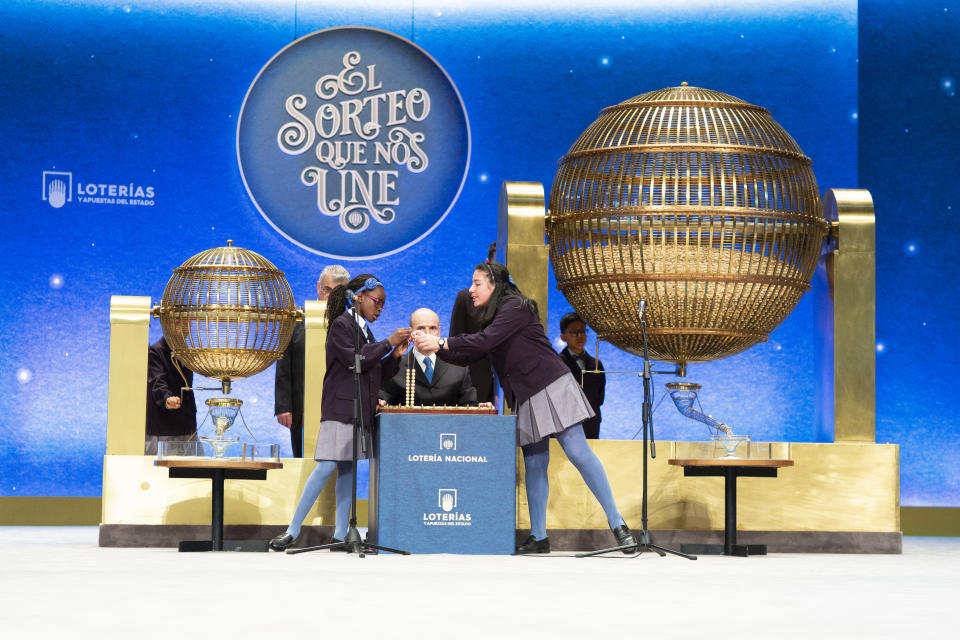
42, 170, 155, 209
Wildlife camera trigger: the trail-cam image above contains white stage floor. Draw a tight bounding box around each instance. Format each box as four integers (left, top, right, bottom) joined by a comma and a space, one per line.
1, 527, 955, 639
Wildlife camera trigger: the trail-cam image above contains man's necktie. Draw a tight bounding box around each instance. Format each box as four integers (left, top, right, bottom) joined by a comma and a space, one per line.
423, 356, 434, 383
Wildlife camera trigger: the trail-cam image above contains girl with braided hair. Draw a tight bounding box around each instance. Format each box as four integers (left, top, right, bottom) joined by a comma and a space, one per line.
270, 275, 411, 551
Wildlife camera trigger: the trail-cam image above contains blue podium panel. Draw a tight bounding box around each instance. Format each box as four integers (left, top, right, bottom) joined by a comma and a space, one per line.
369, 413, 517, 554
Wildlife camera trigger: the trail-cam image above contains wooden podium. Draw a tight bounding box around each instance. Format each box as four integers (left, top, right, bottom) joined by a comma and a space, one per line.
368, 408, 516, 554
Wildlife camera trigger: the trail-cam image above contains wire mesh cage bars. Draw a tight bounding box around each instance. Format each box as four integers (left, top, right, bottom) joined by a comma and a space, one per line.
154, 241, 298, 392
547, 85, 828, 367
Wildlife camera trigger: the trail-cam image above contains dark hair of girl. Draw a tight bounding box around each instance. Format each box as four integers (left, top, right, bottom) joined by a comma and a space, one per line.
325, 273, 380, 325
474, 261, 539, 326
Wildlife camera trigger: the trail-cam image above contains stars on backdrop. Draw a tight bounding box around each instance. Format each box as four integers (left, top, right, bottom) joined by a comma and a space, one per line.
940, 76, 955, 97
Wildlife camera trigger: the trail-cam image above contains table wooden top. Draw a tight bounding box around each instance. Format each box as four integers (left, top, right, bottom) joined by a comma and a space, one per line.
668, 458, 794, 468
154, 459, 283, 470
379, 406, 498, 415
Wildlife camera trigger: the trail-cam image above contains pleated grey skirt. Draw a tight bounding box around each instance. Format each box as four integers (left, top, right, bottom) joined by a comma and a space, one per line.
515, 372, 595, 446
313, 420, 372, 461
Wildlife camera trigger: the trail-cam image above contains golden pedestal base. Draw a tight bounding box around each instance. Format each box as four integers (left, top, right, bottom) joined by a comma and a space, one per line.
100, 440, 898, 551
515, 440, 898, 533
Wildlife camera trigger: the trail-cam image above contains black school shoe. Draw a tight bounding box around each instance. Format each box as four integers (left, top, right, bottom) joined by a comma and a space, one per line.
514, 535, 550, 555
612, 524, 637, 553
268, 533, 295, 552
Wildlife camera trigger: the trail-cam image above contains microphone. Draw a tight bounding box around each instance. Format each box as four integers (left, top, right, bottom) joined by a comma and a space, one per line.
345, 289, 358, 302
638, 298, 647, 320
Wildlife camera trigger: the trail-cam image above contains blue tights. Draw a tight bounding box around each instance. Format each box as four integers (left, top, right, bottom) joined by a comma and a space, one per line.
285, 460, 353, 540
521, 424, 624, 540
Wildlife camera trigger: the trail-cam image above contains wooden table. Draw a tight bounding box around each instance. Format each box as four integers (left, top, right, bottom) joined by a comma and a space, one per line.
155, 459, 283, 552
669, 458, 794, 557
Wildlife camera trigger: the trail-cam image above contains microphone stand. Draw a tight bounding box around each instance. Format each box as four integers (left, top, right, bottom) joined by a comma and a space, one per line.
578, 300, 696, 560
288, 304, 409, 558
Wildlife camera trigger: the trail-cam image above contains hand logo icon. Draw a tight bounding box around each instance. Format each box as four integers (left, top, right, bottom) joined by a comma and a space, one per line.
439, 489, 457, 512
441, 493, 455, 512
48, 179, 67, 208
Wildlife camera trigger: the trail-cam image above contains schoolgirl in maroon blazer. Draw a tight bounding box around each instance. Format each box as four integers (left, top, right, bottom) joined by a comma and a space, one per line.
269, 274, 410, 551
413, 262, 636, 554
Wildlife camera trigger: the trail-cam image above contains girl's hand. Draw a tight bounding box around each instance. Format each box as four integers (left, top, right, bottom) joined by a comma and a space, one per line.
391, 338, 410, 359
388, 327, 413, 347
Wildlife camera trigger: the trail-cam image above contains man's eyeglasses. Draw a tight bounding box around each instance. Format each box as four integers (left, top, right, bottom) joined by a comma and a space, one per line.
363, 292, 385, 309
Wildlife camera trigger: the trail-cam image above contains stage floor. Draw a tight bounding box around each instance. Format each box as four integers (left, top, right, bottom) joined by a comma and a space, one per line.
1, 527, 954, 638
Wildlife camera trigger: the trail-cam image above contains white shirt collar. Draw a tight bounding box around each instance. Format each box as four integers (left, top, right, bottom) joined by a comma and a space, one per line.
348, 308, 369, 332
413, 348, 432, 369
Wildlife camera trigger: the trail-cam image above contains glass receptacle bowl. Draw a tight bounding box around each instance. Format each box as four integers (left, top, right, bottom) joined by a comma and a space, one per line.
711, 434, 750, 459
200, 436, 240, 458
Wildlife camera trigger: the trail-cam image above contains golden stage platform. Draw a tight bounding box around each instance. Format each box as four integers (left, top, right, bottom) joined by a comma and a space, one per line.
99, 439, 899, 553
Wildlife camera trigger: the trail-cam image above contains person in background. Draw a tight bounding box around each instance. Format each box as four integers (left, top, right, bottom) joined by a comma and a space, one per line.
413, 262, 636, 555
145, 334, 197, 455
380, 308, 478, 407
274, 265, 350, 457
269, 275, 411, 552
449, 242, 497, 404
558, 312, 605, 439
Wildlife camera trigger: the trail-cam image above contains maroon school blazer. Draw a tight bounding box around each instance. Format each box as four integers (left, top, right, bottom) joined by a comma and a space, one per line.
320, 312, 400, 428
438, 296, 570, 408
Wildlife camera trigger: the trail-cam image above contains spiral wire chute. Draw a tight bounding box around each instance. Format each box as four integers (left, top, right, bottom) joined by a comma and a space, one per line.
665, 382, 732, 435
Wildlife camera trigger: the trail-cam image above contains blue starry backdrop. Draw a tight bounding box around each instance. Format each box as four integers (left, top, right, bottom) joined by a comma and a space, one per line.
0, 1, 954, 507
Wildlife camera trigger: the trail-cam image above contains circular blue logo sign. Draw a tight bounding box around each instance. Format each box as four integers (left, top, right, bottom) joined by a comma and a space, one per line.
237, 27, 470, 260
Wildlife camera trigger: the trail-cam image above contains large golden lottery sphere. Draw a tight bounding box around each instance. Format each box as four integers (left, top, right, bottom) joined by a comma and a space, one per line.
154, 241, 298, 391
548, 84, 827, 367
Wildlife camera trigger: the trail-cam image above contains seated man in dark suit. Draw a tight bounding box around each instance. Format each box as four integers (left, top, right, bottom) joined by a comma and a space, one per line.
558, 312, 605, 439
380, 308, 478, 407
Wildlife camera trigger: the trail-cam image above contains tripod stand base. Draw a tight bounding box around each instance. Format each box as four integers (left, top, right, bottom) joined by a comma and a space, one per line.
286, 525, 411, 557
286, 541, 411, 557
576, 530, 697, 559
681, 543, 766, 557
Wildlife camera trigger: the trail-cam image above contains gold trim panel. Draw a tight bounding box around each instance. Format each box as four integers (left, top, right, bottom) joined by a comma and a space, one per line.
106, 295, 152, 455
499, 181, 549, 328
822, 188, 876, 442
302, 300, 328, 458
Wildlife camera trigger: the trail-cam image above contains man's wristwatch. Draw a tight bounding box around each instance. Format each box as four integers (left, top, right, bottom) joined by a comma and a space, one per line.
437, 337, 446, 349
